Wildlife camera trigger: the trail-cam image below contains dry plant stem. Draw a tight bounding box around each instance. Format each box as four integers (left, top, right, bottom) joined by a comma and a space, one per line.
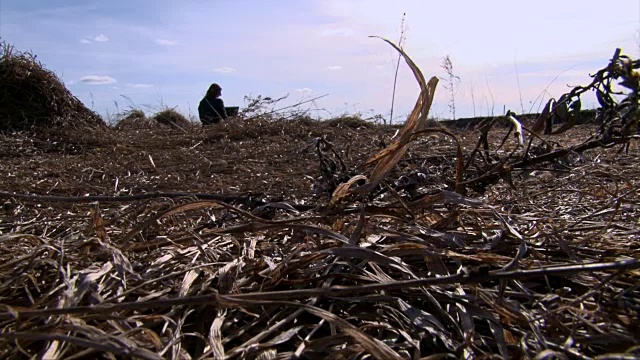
389, 12, 407, 125
246, 93, 329, 120
0, 190, 311, 208
3, 332, 162, 360
0, 258, 637, 321
515, 57, 525, 114
515, 135, 640, 169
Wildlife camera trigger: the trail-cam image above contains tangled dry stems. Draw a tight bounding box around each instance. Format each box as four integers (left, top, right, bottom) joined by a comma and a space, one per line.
1, 117, 639, 359
113, 109, 154, 131
152, 109, 194, 130
0, 41, 105, 135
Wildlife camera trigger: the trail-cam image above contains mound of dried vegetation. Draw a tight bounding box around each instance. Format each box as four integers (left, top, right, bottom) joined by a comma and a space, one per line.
0, 38, 639, 359
113, 109, 155, 130
0, 41, 107, 143
152, 108, 193, 130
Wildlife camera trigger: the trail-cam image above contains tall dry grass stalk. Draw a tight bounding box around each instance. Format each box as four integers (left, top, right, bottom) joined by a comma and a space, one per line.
441, 55, 460, 120
389, 13, 407, 125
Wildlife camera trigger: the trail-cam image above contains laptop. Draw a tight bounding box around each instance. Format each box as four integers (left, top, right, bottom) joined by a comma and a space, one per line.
225, 107, 239, 117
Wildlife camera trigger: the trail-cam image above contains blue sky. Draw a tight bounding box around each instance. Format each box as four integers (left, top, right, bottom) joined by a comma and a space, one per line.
1, 0, 639, 123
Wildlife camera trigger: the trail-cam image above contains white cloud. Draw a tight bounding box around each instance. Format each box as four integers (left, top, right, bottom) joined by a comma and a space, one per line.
80, 75, 117, 85
155, 39, 177, 46
93, 34, 109, 42
214, 67, 236, 74
80, 34, 109, 44
320, 28, 355, 37
66, 80, 75, 85
328, 65, 343, 70
296, 87, 312, 93
126, 83, 154, 88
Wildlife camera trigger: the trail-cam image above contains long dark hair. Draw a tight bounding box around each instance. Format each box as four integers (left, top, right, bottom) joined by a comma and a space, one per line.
206, 83, 222, 98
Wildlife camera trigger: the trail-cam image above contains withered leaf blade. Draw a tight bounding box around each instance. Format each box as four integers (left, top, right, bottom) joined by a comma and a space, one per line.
552, 98, 580, 135
553, 96, 570, 122
262, 325, 305, 346
360, 36, 439, 192
304, 304, 404, 360
396, 299, 455, 350
208, 312, 225, 359
321, 246, 411, 275
531, 99, 553, 134
90, 202, 108, 243
252, 201, 300, 215
330, 174, 367, 205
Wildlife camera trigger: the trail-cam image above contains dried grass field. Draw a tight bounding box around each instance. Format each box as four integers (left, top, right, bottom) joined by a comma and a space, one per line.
1, 118, 639, 359
1, 39, 640, 359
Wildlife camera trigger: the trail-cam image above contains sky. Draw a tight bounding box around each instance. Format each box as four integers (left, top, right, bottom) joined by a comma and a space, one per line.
1, 0, 639, 123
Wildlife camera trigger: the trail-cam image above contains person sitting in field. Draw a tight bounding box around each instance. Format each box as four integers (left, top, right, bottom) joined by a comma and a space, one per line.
198, 83, 227, 125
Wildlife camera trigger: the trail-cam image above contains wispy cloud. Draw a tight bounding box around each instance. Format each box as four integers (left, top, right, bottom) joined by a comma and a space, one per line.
327, 65, 343, 70
214, 67, 236, 74
80, 34, 109, 44
320, 28, 355, 37
155, 39, 177, 45
296, 87, 312, 93
126, 83, 154, 88
80, 75, 117, 85
93, 34, 109, 42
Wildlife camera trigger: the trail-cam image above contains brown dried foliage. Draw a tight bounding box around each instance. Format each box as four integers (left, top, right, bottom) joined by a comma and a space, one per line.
0, 41, 106, 136
152, 108, 194, 130
114, 109, 155, 131
0, 40, 639, 359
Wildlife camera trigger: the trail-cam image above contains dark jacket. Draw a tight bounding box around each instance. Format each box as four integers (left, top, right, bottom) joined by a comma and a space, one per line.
198, 96, 227, 125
